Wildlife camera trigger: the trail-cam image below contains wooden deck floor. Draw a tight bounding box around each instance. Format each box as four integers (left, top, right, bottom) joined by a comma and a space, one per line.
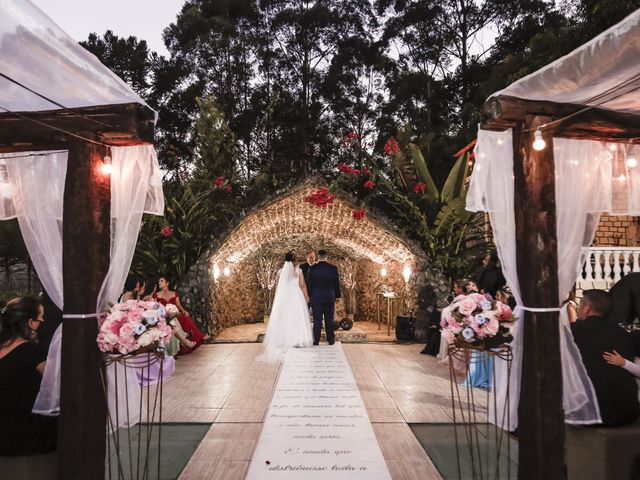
160, 343, 488, 479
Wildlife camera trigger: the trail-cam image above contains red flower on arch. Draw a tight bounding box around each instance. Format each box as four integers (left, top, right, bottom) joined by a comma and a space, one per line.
304, 188, 336, 208
161, 226, 174, 237
353, 208, 366, 221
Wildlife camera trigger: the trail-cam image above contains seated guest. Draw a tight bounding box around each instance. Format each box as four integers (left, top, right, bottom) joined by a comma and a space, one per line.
571, 289, 639, 427
153, 276, 208, 354
603, 331, 640, 396
0, 297, 57, 455
119, 275, 145, 303
477, 253, 506, 298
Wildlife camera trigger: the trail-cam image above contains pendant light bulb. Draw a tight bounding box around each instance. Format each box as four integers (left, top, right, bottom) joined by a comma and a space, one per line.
532, 130, 546, 151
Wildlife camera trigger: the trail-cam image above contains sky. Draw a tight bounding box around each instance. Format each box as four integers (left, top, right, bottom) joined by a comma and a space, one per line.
30, 0, 186, 56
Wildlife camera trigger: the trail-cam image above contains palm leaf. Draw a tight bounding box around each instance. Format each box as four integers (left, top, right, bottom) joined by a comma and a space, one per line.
442, 151, 471, 202
407, 143, 439, 203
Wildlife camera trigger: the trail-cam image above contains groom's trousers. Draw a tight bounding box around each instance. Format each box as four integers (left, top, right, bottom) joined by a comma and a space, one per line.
311, 301, 336, 345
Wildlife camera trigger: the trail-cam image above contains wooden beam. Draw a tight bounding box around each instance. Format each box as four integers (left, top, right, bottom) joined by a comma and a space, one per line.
0, 102, 155, 153
513, 116, 564, 479
483, 95, 640, 143
58, 139, 110, 480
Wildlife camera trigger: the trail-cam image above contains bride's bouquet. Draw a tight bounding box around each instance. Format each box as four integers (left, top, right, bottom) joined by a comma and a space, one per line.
97, 300, 174, 355
440, 293, 516, 348
164, 303, 180, 326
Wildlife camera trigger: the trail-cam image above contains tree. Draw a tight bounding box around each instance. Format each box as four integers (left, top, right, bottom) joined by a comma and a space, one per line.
80, 30, 152, 96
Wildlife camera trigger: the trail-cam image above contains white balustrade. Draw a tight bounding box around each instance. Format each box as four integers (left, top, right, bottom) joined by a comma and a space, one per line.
577, 247, 640, 292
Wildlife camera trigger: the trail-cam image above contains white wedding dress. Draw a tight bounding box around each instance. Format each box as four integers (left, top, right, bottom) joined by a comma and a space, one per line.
260, 261, 313, 360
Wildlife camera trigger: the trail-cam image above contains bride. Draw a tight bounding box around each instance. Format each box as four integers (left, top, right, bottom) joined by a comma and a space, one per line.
260, 252, 313, 359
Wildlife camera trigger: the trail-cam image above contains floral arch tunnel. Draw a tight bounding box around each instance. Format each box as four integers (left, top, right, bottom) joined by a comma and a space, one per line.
184, 182, 428, 336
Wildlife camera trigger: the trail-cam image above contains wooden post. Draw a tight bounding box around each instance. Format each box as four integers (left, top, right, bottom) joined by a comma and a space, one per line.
59, 139, 110, 479
513, 116, 564, 479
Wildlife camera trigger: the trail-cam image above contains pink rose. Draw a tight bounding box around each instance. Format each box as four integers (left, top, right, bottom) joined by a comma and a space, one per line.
119, 323, 135, 337
499, 304, 513, 321
485, 318, 500, 336
470, 293, 486, 305
458, 297, 477, 316
447, 316, 462, 334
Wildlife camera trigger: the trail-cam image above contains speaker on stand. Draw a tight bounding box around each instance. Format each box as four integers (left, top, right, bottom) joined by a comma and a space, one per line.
395, 315, 415, 341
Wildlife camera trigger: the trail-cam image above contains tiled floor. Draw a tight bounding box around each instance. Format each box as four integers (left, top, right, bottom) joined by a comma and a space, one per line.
213, 320, 399, 343
160, 343, 489, 479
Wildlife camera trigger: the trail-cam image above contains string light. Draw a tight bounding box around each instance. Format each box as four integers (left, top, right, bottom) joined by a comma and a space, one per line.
617, 174, 627, 182
402, 265, 411, 283
211, 186, 416, 267
380, 267, 387, 277
213, 264, 220, 282
626, 156, 638, 169
223, 266, 231, 276
532, 129, 546, 151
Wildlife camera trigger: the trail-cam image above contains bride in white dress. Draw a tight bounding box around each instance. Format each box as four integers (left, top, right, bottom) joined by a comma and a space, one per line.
260, 252, 313, 360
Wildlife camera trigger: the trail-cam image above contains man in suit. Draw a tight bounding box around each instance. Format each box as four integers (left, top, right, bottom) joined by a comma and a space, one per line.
306, 250, 341, 345
300, 251, 316, 280
609, 272, 640, 326
571, 289, 639, 427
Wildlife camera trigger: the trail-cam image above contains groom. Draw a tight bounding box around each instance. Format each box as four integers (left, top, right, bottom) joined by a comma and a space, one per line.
306, 250, 341, 345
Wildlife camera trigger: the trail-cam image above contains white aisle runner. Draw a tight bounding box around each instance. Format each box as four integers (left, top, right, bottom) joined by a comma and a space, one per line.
246, 343, 391, 479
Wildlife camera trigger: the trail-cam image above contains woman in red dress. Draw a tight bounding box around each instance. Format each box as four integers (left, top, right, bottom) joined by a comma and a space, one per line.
153, 277, 208, 354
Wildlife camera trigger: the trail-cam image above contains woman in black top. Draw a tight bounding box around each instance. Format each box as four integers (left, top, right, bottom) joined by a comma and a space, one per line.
0, 297, 57, 455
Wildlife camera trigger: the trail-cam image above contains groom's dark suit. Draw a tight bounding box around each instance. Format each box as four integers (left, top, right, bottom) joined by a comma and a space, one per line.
306, 260, 341, 345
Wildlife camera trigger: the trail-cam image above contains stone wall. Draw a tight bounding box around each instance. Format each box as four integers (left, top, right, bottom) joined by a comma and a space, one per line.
177, 257, 214, 335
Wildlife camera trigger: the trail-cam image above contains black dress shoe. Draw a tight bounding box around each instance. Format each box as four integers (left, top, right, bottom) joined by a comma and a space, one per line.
328, 342, 335, 346
313, 342, 319, 346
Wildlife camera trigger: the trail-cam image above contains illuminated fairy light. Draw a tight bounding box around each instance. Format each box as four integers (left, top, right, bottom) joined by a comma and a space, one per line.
380, 267, 387, 277
223, 266, 231, 276
403, 265, 411, 283
626, 156, 638, 169
210, 186, 416, 267
617, 174, 627, 182
213, 264, 220, 282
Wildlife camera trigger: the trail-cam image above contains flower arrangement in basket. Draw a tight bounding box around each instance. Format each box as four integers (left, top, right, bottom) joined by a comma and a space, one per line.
441, 293, 516, 349
97, 300, 174, 355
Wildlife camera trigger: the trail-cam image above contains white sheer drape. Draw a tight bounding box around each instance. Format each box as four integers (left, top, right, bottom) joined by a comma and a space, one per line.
467, 129, 620, 428
97, 145, 164, 313
1, 151, 67, 308
0, 146, 165, 416
467, 129, 523, 431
